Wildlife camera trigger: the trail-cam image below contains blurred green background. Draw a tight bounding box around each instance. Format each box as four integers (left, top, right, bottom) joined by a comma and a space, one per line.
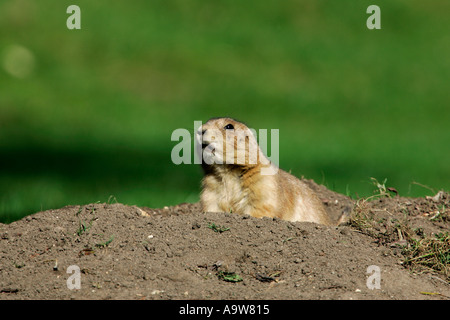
1, 0, 449, 223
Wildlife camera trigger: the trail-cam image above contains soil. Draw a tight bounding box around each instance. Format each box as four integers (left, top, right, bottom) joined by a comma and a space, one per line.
0, 180, 448, 300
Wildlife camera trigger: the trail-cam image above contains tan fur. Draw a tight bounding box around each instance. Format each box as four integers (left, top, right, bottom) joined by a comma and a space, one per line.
197, 117, 335, 226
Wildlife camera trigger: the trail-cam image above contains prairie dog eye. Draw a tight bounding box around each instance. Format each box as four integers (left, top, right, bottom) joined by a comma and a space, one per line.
224, 124, 234, 130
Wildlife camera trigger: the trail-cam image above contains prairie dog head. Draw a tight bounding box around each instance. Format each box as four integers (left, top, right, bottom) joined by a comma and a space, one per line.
196, 117, 267, 167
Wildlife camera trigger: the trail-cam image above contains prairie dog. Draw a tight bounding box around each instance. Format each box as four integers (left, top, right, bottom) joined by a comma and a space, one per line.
196, 117, 335, 226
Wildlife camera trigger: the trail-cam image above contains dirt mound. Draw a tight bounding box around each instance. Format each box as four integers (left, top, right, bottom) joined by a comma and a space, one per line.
0, 180, 448, 300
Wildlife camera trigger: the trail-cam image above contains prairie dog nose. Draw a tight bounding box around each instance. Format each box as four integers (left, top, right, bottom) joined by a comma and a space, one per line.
197, 127, 206, 135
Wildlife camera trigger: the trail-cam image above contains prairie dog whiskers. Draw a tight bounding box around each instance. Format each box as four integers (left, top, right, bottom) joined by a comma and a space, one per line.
197, 117, 335, 226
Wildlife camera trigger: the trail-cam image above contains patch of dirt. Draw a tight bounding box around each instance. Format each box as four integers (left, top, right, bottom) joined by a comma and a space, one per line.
0, 180, 448, 300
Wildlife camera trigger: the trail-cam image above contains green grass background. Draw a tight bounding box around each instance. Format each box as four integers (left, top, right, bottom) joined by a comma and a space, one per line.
1, 0, 449, 223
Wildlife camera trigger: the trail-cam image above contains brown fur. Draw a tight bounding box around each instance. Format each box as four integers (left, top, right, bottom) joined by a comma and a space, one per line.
197, 117, 335, 226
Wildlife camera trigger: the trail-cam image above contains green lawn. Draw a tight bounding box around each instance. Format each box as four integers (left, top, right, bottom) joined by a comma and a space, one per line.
1, 0, 449, 223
